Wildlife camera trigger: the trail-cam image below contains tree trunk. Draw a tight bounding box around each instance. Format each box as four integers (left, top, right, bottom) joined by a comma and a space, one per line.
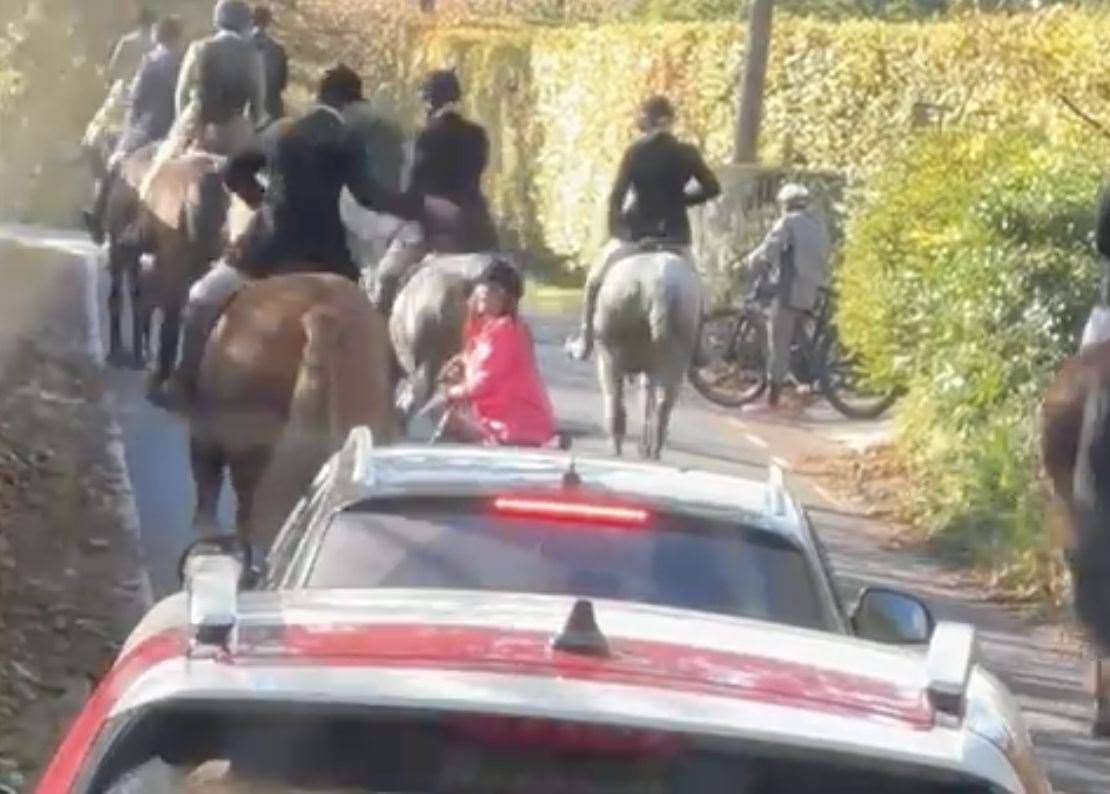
734, 0, 775, 163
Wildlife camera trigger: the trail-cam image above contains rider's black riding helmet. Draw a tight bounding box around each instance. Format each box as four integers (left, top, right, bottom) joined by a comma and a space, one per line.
421, 69, 463, 111
214, 0, 252, 33
638, 95, 676, 132
477, 259, 524, 304
319, 64, 364, 108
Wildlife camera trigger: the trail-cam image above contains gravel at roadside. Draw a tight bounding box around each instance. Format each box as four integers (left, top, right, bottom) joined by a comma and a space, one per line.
0, 241, 149, 791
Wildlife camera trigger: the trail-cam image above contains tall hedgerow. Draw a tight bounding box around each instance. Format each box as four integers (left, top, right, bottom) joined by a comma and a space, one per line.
283, 7, 1110, 266
838, 126, 1107, 590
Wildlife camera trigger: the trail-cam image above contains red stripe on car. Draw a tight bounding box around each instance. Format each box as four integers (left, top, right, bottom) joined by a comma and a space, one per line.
242, 623, 933, 729
35, 630, 187, 793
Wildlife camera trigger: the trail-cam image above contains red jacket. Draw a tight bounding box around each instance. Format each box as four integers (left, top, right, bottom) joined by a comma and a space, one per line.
449, 314, 556, 446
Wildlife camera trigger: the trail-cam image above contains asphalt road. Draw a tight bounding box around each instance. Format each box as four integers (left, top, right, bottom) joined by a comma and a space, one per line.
4, 230, 1109, 792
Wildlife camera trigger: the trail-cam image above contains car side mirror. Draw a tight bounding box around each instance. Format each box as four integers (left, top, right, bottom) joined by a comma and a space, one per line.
850, 586, 935, 645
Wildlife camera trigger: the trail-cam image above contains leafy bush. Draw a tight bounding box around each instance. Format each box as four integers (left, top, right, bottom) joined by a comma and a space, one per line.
837, 127, 1107, 588
284, 7, 1110, 267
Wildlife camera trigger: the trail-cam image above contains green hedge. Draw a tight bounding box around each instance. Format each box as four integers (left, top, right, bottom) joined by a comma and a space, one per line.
286, 6, 1110, 268
837, 127, 1106, 588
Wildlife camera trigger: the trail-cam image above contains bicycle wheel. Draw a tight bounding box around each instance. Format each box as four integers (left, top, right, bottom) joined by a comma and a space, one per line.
818, 330, 898, 420
689, 308, 768, 407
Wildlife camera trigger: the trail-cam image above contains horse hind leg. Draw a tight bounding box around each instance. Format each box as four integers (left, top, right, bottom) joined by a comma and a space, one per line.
189, 435, 225, 536
106, 245, 126, 365
649, 376, 682, 461
230, 445, 273, 552
598, 351, 625, 457
639, 373, 658, 460
126, 251, 147, 369
156, 299, 183, 384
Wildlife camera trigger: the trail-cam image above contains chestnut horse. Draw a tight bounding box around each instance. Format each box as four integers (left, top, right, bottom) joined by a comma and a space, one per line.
189, 273, 399, 549
1042, 339, 1110, 735
137, 151, 232, 395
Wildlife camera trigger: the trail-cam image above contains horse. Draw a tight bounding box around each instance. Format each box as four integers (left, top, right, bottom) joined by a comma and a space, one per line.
592, 248, 702, 459
189, 273, 399, 549
100, 143, 157, 367
136, 151, 233, 397
387, 253, 492, 420
1042, 339, 1110, 735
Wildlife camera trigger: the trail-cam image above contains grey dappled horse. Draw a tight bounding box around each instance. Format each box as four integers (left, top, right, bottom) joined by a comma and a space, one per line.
388, 253, 492, 421
593, 250, 702, 459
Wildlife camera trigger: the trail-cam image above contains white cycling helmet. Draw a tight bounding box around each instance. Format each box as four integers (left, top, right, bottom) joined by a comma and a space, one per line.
776, 182, 811, 207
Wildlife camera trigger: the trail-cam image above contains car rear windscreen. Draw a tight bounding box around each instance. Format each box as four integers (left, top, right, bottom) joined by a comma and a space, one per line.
304, 496, 834, 631
91, 704, 1000, 794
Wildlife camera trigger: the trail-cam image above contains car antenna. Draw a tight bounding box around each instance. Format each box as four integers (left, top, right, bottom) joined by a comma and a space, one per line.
562, 457, 581, 489
552, 598, 611, 657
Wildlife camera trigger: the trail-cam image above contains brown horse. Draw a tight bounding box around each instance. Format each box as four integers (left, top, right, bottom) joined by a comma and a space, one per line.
1042, 339, 1110, 735
101, 143, 157, 367
137, 151, 232, 394
189, 273, 398, 549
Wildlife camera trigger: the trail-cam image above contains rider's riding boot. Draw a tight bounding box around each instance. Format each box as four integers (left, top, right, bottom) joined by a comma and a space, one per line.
373, 275, 399, 318
566, 327, 594, 362
566, 287, 599, 361
152, 303, 221, 412
84, 166, 117, 245
82, 209, 104, 246
768, 380, 782, 408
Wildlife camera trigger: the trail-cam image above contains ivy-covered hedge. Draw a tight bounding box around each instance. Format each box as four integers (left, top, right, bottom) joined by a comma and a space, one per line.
286, 6, 1110, 267
838, 126, 1107, 590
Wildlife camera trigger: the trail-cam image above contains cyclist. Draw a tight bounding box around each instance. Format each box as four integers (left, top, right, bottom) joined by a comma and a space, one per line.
744, 183, 830, 408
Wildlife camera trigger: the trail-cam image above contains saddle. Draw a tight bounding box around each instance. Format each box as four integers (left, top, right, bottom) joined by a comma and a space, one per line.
608, 237, 689, 269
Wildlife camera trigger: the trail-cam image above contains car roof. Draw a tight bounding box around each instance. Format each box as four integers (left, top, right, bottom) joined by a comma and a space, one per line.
324, 431, 809, 546
112, 588, 1019, 792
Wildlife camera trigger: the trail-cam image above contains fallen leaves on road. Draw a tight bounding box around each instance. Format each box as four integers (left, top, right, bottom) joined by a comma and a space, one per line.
0, 247, 147, 791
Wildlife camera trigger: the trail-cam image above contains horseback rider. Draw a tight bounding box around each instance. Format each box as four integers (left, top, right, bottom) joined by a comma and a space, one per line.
81, 6, 157, 220
426, 259, 556, 447
106, 5, 158, 91
154, 0, 266, 167
251, 5, 289, 122
84, 16, 186, 244
152, 65, 413, 410
1081, 185, 1110, 350
371, 69, 499, 316
567, 95, 720, 361
745, 183, 831, 408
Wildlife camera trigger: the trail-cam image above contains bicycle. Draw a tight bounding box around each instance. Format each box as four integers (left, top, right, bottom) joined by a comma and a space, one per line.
688, 286, 898, 420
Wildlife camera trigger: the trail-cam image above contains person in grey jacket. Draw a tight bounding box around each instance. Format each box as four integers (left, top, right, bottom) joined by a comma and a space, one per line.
84, 16, 186, 244
158, 0, 266, 163
745, 183, 831, 408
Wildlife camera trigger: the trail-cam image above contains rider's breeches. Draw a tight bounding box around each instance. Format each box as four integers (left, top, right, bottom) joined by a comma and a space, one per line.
373, 238, 427, 314
173, 262, 247, 388
189, 261, 248, 308
768, 300, 800, 386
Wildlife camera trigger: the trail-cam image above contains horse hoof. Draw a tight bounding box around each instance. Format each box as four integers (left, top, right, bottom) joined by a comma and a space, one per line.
1093, 719, 1110, 739
106, 348, 129, 367
128, 354, 147, 371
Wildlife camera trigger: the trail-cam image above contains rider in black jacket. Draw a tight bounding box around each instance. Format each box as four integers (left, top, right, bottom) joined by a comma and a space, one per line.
568, 95, 720, 361
153, 65, 411, 410
371, 69, 499, 315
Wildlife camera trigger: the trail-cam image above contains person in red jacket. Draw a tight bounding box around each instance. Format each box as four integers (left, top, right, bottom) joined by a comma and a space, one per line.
434, 258, 556, 446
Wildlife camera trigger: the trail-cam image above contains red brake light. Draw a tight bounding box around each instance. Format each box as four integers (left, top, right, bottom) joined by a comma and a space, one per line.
493, 496, 649, 527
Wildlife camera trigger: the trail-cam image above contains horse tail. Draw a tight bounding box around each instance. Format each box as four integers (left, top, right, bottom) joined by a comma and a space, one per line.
648, 267, 675, 348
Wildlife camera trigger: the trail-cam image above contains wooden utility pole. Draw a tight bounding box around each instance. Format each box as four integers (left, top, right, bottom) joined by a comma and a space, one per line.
734, 0, 774, 163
